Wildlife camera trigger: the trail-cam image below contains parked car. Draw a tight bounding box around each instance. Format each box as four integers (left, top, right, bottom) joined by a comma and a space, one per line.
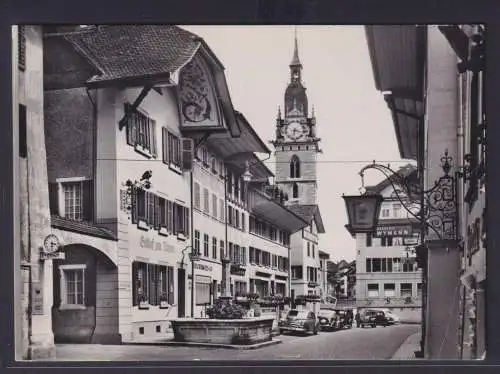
358, 310, 378, 328
279, 309, 320, 335
335, 308, 354, 329
360, 309, 391, 327
384, 311, 400, 325
318, 309, 338, 331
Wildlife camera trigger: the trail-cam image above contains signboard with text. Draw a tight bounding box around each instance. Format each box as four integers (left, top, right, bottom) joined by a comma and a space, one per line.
375, 224, 414, 238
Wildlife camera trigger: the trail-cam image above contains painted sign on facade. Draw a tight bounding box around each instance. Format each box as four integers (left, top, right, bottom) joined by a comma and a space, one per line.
139, 235, 175, 253
178, 55, 222, 130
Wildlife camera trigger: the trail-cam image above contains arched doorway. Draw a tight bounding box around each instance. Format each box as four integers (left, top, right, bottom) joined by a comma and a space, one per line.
52, 244, 120, 344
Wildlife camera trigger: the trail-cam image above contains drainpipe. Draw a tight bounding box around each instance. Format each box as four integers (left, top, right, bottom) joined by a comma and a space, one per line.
190, 169, 195, 317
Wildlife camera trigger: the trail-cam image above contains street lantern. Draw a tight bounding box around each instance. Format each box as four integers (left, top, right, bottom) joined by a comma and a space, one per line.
342, 193, 383, 234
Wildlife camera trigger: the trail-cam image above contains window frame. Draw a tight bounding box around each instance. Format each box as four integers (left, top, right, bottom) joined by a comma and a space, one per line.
59, 264, 87, 310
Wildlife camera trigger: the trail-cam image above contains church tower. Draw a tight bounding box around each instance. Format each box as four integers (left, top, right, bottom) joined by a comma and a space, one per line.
272, 30, 321, 206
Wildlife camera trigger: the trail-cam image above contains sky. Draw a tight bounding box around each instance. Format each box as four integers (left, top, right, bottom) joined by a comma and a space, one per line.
183, 25, 413, 263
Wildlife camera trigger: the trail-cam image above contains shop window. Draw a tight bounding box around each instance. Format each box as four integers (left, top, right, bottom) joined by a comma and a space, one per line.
367, 283, 379, 298
125, 104, 157, 157
400, 283, 413, 298
195, 275, 211, 305
384, 283, 396, 297
59, 264, 86, 309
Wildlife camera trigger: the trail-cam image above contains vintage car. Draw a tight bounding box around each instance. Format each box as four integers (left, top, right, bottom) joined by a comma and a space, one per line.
279, 309, 320, 335
318, 308, 354, 331
359, 309, 391, 327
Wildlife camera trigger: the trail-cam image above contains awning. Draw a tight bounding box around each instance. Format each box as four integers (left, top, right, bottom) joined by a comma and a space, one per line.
365, 25, 427, 160
247, 189, 309, 233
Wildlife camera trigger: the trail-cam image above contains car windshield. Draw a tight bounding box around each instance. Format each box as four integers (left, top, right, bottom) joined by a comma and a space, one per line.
288, 310, 309, 318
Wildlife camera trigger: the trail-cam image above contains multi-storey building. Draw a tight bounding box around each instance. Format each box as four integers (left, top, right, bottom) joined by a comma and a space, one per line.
348, 165, 422, 322
318, 250, 330, 298
366, 24, 486, 359
271, 33, 326, 300
14, 25, 56, 360
41, 25, 309, 345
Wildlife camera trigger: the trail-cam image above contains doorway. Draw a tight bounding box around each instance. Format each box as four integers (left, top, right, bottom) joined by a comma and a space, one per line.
177, 268, 185, 317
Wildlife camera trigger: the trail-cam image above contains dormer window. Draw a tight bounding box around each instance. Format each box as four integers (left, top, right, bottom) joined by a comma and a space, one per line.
290, 155, 301, 178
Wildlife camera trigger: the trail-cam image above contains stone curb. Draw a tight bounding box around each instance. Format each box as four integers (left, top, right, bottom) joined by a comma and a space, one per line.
391, 332, 421, 360
123, 339, 282, 350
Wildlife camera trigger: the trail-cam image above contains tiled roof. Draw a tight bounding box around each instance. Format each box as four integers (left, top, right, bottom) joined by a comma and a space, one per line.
287, 204, 325, 233
51, 215, 117, 241
63, 25, 201, 85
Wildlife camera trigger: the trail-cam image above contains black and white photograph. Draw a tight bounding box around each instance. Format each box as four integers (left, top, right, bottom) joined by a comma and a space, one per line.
12, 23, 486, 362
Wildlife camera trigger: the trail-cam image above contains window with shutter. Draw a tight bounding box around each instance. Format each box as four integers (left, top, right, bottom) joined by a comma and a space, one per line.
212, 194, 217, 218
203, 234, 209, 257
124, 104, 157, 157
212, 237, 217, 259
167, 266, 174, 304
194, 183, 201, 209
241, 247, 246, 266
184, 206, 190, 238
219, 240, 225, 260
194, 230, 200, 254
220, 199, 225, 221
136, 189, 147, 223
181, 138, 194, 171
167, 200, 173, 233
162, 127, 169, 164
148, 263, 157, 305
132, 262, 139, 306
147, 192, 155, 227
203, 188, 209, 213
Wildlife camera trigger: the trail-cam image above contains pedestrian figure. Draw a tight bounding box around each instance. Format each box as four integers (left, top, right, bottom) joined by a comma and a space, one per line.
355, 311, 361, 328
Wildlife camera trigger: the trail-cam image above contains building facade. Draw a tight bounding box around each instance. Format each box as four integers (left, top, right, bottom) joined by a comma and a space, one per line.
366, 24, 486, 359
318, 250, 330, 298
271, 33, 326, 300
348, 166, 422, 323
15, 25, 56, 360
39, 25, 309, 347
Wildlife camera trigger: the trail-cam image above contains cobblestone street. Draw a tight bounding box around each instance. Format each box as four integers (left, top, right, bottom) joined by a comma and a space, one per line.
37, 324, 419, 362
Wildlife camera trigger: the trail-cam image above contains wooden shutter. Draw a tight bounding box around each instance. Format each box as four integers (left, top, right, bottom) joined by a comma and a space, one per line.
131, 187, 138, 224
162, 127, 169, 164
154, 195, 160, 230
184, 206, 190, 237
48, 182, 59, 215
181, 138, 194, 171
151, 120, 157, 157
148, 264, 156, 305
167, 266, 174, 304
132, 262, 138, 306
167, 200, 173, 233
82, 180, 94, 221
147, 192, 155, 227
125, 104, 136, 146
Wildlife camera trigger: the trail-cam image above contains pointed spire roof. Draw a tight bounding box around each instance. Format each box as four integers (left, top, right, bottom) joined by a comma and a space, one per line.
290, 27, 302, 67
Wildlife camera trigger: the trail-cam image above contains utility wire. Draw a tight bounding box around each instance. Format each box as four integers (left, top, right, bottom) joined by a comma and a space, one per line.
94, 158, 413, 164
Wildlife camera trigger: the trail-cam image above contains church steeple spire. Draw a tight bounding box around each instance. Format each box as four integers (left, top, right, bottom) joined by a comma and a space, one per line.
290, 26, 302, 67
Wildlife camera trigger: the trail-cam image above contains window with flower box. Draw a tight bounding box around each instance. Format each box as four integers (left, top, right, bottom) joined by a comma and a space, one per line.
132, 262, 174, 306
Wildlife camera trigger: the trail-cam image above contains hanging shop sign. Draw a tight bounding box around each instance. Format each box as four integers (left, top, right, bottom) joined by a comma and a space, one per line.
39, 234, 65, 260
375, 224, 414, 238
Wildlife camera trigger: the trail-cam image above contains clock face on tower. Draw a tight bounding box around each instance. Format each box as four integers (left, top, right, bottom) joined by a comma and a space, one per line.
285, 122, 304, 140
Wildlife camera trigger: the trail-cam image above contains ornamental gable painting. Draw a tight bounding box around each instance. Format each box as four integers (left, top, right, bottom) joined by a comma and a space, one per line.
178, 54, 223, 129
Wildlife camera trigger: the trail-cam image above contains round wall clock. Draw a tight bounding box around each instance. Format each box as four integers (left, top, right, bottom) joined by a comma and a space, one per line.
43, 234, 60, 253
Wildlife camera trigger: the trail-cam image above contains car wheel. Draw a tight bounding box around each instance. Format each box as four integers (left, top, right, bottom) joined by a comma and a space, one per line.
280, 329, 284, 335
372, 324, 376, 328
